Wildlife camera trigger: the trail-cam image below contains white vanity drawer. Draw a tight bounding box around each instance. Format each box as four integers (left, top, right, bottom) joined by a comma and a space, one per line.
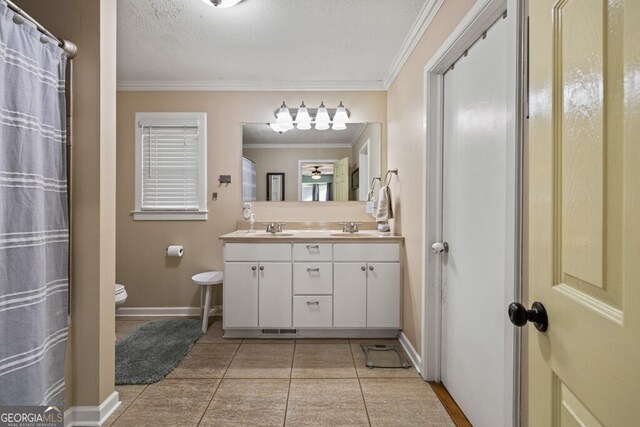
292, 243, 333, 261
293, 296, 333, 328
225, 243, 291, 261
293, 263, 333, 295
333, 243, 400, 262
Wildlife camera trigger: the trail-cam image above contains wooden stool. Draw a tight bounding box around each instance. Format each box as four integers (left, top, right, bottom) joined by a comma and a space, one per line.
191, 271, 223, 333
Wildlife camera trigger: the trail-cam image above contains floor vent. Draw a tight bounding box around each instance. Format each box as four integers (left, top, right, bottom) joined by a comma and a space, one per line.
261, 328, 297, 335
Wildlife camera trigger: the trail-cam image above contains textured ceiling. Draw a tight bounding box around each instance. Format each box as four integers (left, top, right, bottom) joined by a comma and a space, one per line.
117, 0, 428, 89
243, 123, 367, 146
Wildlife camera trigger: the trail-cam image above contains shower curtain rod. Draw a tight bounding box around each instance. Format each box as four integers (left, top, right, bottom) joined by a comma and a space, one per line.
5, 0, 77, 58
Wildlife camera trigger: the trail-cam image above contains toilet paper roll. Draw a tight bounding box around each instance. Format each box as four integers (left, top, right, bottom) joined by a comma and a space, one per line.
167, 245, 184, 257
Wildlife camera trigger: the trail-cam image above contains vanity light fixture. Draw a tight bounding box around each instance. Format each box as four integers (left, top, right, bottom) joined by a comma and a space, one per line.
296, 102, 312, 130
269, 101, 351, 132
333, 101, 349, 123
276, 102, 294, 131
311, 166, 322, 179
201, 0, 243, 7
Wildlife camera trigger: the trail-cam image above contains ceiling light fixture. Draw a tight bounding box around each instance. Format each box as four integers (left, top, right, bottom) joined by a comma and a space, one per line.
269, 101, 350, 132
201, 0, 243, 8
311, 166, 322, 179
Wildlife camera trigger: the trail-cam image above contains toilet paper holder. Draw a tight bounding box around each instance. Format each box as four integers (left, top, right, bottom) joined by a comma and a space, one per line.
166, 245, 184, 257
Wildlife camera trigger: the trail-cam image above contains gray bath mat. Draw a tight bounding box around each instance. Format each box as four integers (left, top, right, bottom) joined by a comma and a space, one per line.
361, 344, 411, 369
115, 319, 202, 384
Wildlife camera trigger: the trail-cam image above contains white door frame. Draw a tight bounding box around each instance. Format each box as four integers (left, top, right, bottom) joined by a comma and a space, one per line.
297, 159, 337, 200
420, 0, 525, 425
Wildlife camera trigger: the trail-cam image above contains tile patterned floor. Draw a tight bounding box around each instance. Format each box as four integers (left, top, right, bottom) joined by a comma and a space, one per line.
108, 318, 454, 426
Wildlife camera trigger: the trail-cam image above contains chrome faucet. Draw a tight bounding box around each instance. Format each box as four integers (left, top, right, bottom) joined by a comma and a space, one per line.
340, 222, 361, 233
265, 223, 286, 233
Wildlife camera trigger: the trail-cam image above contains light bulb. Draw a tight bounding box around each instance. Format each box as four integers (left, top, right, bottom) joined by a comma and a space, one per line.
315, 121, 329, 130
312, 174, 322, 180
332, 121, 346, 130
296, 122, 311, 130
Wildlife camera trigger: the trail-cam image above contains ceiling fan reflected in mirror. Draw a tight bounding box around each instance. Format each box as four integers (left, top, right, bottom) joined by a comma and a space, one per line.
311, 166, 322, 180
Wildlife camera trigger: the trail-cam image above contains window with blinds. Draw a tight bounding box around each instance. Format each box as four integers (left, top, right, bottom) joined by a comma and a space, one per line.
134, 113, 207, 220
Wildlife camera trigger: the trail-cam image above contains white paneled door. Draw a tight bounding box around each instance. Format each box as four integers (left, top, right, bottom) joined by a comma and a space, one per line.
440, 15, 510, 427
527, 1, 640, 425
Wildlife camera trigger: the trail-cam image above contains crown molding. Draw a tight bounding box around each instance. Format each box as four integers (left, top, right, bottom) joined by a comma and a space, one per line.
382, 0, 445, 89
244, 143, 352, 149
117, 80, 386, 92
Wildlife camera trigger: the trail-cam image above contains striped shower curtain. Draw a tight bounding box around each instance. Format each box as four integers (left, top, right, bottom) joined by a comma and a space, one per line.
0, 1, 69, 406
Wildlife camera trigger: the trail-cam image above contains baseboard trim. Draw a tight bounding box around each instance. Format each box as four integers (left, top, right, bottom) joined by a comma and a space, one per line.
399, 331, 422, 374
116, 306, 222, 319
64, 391, 120, 427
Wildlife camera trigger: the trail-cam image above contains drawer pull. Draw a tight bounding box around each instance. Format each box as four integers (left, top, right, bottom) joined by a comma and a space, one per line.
306, 245, 320, 250
306, 301, 320, 306
306, 268, 320, 273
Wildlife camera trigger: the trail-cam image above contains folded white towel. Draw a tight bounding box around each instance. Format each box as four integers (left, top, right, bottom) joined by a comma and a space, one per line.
375, 186, 393, 223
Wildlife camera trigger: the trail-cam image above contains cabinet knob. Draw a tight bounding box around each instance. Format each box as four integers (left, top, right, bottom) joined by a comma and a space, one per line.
361, 266, 366, 271
251, 266, 257, 271
369, 265, 374, 271
259, 266, 264, 271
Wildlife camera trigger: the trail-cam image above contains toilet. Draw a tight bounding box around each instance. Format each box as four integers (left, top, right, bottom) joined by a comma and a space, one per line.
115, 283, 128, 309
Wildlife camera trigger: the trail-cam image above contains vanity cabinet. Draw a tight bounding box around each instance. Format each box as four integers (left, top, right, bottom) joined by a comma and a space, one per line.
224, 243, 292, 328
334, 244, 401, 328
221, 237, 401, 335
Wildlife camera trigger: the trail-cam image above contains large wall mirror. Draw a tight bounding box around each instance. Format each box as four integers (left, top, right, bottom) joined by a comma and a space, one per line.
242, 123, 381, 202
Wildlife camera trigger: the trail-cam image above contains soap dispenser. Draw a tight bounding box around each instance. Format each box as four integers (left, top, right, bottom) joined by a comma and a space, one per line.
248, 213, 256, 233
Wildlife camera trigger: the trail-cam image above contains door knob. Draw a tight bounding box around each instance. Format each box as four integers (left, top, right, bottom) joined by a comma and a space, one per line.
432, 242, 449, 254
508, 301, 548, 332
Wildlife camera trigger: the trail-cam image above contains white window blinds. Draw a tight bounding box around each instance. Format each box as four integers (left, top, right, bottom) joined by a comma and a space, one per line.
142, 124, 200, 210
134, 113, 207, 220
242, 156, 257, 201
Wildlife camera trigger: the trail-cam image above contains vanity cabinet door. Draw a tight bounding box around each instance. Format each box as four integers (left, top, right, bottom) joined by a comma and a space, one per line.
258, 262, 292, 328
333, 263, 367, 327
366, 262, 400, 328
224, 262, 258, 328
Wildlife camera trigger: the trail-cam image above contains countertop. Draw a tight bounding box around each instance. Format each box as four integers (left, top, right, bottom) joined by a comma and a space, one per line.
219, 229, 404, 243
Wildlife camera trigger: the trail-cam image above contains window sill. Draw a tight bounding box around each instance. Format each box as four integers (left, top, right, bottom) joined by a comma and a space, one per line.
132, 210, 208, 221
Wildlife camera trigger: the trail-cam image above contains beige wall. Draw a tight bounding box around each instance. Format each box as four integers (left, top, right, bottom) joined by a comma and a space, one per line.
386, 0, 477, 351
116, 92, 386, 308
244, 146, 352, 201
17, 0, 117, 407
